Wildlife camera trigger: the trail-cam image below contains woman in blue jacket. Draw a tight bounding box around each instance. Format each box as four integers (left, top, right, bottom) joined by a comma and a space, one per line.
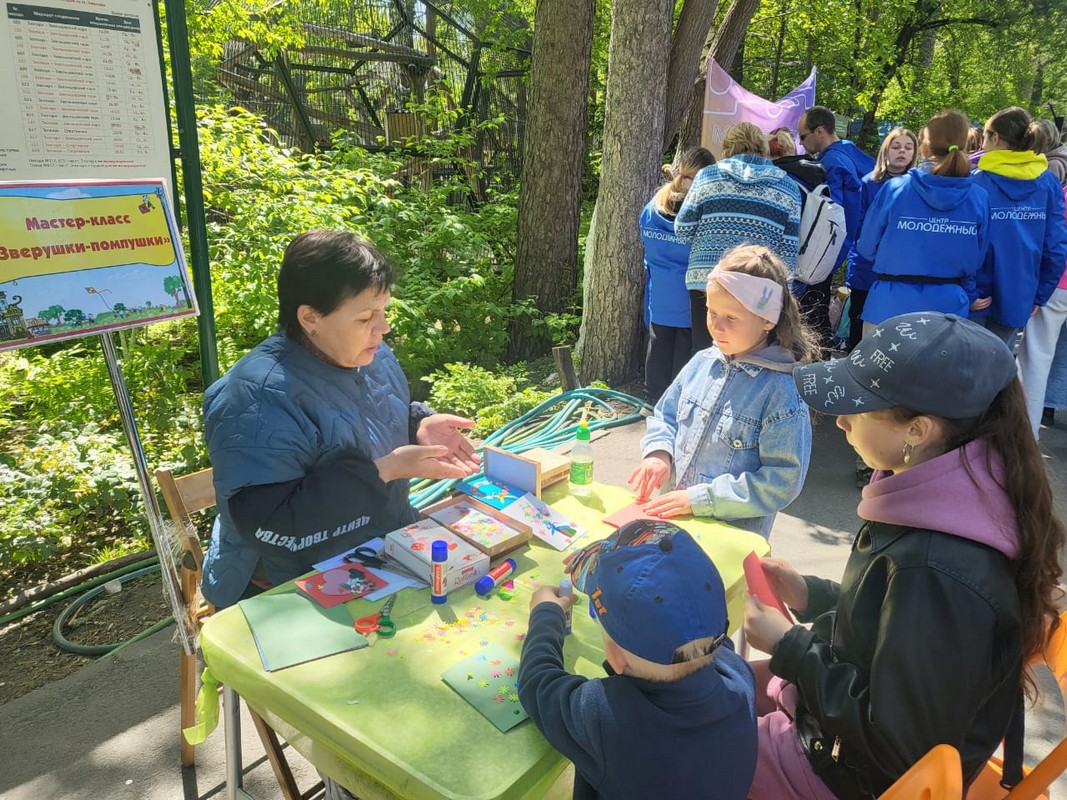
858, 110, 989, 328
640, 147, 715, 401
972, 107, 1067, 348
846, 128, 919, 349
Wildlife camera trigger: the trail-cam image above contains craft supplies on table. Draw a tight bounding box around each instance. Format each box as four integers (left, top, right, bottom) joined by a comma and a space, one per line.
383, 519, 490, 592
424, 495, 532, 558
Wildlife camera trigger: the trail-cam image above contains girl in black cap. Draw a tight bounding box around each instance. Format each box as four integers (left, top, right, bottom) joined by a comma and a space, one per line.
743, 311, 1065, 799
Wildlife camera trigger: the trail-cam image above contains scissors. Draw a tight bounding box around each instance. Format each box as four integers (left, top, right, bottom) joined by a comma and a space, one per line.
344, 546, 425, 583
354, 594, 398, 638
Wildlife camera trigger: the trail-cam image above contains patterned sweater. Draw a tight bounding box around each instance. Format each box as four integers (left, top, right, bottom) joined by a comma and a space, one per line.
676, 154, 801, 290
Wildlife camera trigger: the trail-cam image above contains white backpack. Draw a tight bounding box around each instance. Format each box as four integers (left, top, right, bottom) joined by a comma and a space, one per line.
794, 183, 847, 285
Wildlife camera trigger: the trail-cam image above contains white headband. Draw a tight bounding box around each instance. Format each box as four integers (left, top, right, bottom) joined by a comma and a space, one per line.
709, 268, 784, 325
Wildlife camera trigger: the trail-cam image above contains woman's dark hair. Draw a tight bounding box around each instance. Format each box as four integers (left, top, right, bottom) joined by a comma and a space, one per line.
881, 379, 1066, 699
924, 109, 972, 178
986, 107, 1040, 152
276, 230, 393, 336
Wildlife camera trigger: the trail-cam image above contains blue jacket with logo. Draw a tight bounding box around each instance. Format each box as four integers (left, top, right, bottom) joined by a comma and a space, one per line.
972, 150, 1067, 327
201, 334, 420, 608
817, 140, 876, 261
641, 344, 811, 538
858, 169, 990, 325
640, 199, 692, 328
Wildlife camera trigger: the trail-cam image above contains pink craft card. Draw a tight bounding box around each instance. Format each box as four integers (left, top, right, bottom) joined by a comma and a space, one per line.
743, 552, 792, 620
602, 501, 660, 529
296, 563, 387, 609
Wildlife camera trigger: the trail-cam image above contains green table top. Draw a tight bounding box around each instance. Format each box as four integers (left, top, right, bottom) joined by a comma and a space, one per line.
200, 481, 770, 800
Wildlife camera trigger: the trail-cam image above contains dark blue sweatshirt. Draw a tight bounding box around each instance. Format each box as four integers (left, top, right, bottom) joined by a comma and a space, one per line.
846, 172, 893, 291
817, 140, 876, 260
858, 169, 990, 325
972, 150, 1067, 327
517, 603, 757, 800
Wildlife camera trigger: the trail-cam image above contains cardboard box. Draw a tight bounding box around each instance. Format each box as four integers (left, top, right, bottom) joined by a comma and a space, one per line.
424, 495, 533, 558
383, 519, 489, 593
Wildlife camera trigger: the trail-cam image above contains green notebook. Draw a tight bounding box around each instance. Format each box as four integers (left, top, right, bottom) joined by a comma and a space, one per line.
239, 588, 368, 671
441, 645, 529, 732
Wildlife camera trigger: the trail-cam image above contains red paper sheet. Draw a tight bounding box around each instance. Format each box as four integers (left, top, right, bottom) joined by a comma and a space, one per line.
743, 552, 792, 620
296, 563, 387, 608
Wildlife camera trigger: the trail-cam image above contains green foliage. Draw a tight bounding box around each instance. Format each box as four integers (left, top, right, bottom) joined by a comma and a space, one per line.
424, 363, 554, 438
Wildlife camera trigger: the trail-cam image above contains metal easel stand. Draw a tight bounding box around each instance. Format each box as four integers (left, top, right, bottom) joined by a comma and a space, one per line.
98, 332, 191, 649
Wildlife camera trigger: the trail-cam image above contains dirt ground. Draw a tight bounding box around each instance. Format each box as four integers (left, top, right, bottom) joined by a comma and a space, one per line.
0, 570, 172, 705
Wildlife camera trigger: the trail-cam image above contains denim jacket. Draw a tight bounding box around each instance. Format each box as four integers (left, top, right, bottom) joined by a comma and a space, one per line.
642, 344, 812, 537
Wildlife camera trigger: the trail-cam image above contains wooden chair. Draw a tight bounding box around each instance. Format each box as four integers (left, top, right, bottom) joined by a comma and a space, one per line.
967, 609, 1067, 800
156, 466, 323, 799
878, 744, 963, 799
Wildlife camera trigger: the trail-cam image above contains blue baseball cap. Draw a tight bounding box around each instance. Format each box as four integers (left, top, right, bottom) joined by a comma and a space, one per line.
793, 312, 1016, 418
572, 520, 728, 665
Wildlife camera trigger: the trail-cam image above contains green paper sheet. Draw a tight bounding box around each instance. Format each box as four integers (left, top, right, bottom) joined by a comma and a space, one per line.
441, 645, 529, 732
239, 588, 368, 671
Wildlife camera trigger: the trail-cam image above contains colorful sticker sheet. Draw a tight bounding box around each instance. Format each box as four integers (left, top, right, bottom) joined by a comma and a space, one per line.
428, 502, 522, 551
441, 645, 528, 732
501, 493, 585, 551
455, 476, 525, 510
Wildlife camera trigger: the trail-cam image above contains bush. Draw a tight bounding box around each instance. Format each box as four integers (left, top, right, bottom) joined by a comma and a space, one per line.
425, 363, 555, 438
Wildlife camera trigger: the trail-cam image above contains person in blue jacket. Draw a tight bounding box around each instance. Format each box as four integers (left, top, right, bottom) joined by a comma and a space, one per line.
201, 230, 479, 610
519, 520, 757, 800
972, 107, 1067, 348
846, 128, 919, 350
796, 106, 876, 345
858, 109, 990, 327
640, 147, 715, 401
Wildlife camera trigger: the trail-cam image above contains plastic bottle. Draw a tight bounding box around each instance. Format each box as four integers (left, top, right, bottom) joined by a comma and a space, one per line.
569, 420, 594, 496
559, 578, 573, 635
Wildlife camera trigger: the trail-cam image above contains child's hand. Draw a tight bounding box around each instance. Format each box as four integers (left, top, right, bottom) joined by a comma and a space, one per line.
640, 489, 691, 518
628, 452, 672, 501
761, 557, 809, 613
529, 585, 577, 613
743, 595, 794, 654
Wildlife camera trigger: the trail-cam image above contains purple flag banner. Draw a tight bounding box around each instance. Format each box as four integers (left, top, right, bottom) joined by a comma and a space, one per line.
700, 61, 817, 159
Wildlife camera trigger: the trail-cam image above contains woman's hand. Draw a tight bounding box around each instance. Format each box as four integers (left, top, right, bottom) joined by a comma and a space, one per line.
761, 557, 809, 613
744, 595, 795, 654
529, 584, 576, 613
970, 296, 993, 312
375, 445, 472, 482
640, 489, 691, 518
416, 414, 480, 473
628, 452, 672, 501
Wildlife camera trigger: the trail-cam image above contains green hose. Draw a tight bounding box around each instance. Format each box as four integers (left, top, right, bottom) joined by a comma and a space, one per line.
52, 565, 171, 656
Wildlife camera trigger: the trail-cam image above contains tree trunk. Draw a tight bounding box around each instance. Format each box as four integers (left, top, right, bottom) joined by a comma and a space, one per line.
662, 0, 720, 152
506, 0, 595, 361
769, 0, 790, 97
675, 0, 762, 154
576, 0, 674, 386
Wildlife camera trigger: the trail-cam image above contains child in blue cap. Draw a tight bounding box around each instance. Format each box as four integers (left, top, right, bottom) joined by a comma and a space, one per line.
518, 520, 757, 799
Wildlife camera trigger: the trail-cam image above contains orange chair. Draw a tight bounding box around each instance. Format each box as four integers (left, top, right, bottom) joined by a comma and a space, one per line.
967, 608, 1067, 800
879, 744, 963, 799
156, 467, 323, 799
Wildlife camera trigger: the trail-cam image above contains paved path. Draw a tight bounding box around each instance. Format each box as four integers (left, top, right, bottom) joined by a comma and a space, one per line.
1, 412, 1065, 799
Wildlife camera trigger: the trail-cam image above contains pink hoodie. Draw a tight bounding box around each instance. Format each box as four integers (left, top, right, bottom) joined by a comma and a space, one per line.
858, 439, 1020, 559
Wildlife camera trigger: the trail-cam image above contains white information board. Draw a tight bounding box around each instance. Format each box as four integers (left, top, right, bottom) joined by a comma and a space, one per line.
0, 0, 171, 187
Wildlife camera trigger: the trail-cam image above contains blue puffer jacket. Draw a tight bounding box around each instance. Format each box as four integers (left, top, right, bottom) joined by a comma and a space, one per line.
972, 150, 1067, 327
201, 334, 416, 607
858, 169, 990, 325
641, 344, 811, 538
640, 199, 691, 328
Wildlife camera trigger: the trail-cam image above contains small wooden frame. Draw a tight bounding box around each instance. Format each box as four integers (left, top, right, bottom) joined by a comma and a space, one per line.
424, 494, 533, 558
484, 446, 542, 497
521, 448, 571, 488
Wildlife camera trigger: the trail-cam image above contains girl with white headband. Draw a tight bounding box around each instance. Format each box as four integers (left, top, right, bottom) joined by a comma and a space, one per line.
630, 245, 820, 537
